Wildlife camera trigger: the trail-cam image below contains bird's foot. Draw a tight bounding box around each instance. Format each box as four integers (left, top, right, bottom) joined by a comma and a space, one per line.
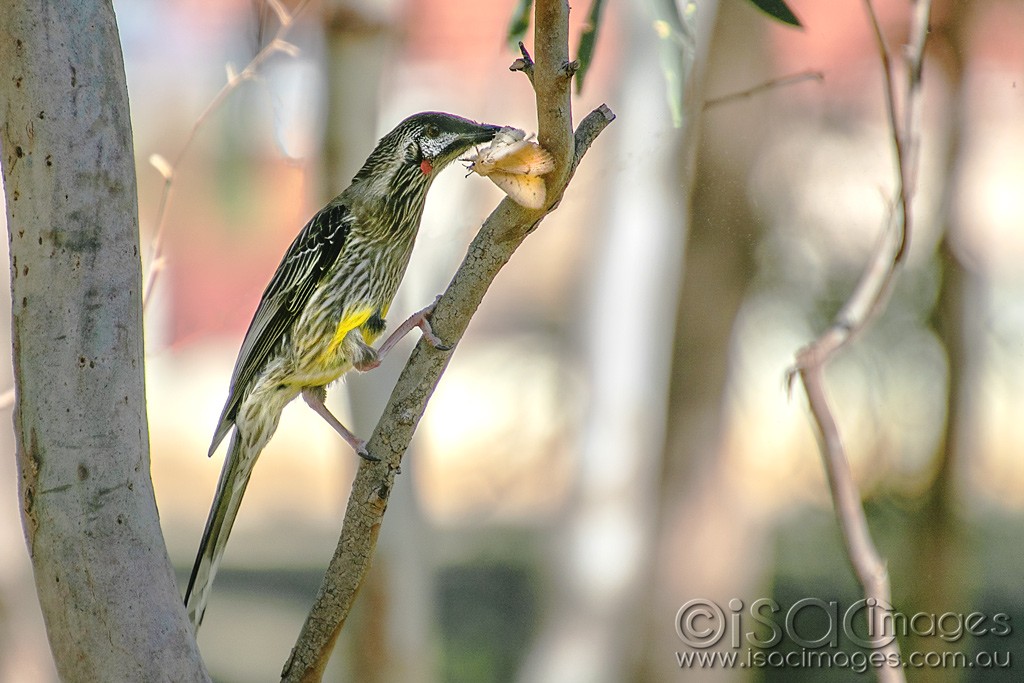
416, 297, 451, 351
368, 296, 451, 370
351, 439, 378, 462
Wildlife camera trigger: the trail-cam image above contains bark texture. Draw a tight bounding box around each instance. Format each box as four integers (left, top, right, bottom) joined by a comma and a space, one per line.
0, 2, 207, 680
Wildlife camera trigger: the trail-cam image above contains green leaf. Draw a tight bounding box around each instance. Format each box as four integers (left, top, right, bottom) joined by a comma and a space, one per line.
648, 0, 695, 127
507, 0, 534, 48
575, 0, 608, 94
745, 0, 802, 27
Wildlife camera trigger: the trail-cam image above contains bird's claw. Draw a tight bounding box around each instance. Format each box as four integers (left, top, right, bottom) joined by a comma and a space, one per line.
369, 295, 452, 367
421, 327, 450, 351
354, 442, 379, 462
419, 296, 451, 351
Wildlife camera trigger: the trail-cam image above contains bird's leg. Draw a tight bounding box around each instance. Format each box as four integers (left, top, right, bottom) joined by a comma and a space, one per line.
354, 296, 450, 372
301, 387, 379, 461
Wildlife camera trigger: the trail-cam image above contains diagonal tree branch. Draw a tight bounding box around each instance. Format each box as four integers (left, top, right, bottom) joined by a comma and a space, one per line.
280, 2, 613, 680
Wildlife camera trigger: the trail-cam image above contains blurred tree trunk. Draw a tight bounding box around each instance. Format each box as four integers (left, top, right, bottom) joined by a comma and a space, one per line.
642, 3, 773, 680
0, 1, 206, 681
907, 4, 974, 678
518, 3, 718, 682
317, 3, 434, 682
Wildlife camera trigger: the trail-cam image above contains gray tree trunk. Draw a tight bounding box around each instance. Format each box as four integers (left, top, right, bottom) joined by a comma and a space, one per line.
0, 2, 207, 680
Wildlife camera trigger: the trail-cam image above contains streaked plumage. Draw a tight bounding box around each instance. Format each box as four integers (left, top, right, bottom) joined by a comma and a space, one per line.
185, 112, 499, 631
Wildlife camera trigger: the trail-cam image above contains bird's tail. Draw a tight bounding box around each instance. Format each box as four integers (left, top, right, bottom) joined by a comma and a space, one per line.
184, 431, 255, 631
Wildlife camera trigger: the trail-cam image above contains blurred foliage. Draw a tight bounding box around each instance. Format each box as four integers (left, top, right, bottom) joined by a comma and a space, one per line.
767, 503, 1024, 682
746, 0, 802, 27
647, 0, 694, 127
575, 0, 607, 93
502, 0, 797, 113
438, 564, 538, 683
506, 0, 533, 47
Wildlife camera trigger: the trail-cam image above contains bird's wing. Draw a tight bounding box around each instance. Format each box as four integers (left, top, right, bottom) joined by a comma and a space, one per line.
209, 201, 351, 455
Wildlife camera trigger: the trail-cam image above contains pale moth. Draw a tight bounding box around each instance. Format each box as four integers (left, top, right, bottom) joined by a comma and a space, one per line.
464, 127, 555, 209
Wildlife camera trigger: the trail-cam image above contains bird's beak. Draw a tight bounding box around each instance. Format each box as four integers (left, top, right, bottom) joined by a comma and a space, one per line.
472, 123, 503, 145
438, 122, 504, 166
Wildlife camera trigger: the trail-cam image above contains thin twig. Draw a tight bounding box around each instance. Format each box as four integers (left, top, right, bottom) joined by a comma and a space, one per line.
142, 0, 313, 309
790, 2, 932, 681
279, 2, 613, 679
509, 40, 536, 86
902, 0, 931, 197
703, 69, 824, 110
863, 0, 912, 264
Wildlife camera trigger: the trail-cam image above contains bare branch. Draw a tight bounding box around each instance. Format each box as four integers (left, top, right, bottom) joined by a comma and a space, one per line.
703, 69, 824, 110
790, 2, 933, 681
509, 40, 536, 86
532, 0, 574, 185
142, 0, 314, 308
280, 3, 613, 679
266, 0, 293, 27
863, 0, 914, 265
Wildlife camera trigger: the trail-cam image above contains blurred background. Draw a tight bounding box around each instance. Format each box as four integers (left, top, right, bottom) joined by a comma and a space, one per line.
1, 0, 1023, 680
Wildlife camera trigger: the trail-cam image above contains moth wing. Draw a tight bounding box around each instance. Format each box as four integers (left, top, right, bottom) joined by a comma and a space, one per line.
467, 142, 516, 177
488, 171, 547, 209
491, 142, 555, 176
465, 129, 552, 181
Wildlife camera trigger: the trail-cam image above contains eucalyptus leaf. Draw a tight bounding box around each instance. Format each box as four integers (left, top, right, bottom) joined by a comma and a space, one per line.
575, 0, 607, 93
507, 0, 534, 47
746, 0, 802, 27
648, 0, 695, 127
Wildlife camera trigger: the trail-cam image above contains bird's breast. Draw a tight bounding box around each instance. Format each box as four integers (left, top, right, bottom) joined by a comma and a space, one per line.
290, 234, 413, 379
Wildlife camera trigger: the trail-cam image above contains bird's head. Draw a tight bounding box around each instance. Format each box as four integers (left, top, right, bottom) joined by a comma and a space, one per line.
352, 112, 501, 188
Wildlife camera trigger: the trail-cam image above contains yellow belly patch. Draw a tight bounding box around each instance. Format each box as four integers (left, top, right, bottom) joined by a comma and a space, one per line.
312, 303, 392, 375
324, 307, 373, 360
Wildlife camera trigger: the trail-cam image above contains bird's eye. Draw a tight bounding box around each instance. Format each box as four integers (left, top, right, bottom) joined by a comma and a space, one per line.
424, 124, 440, 139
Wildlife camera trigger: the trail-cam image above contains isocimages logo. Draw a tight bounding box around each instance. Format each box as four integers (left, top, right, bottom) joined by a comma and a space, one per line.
673, 598, 1012, 673
675, 598, 1011, 649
